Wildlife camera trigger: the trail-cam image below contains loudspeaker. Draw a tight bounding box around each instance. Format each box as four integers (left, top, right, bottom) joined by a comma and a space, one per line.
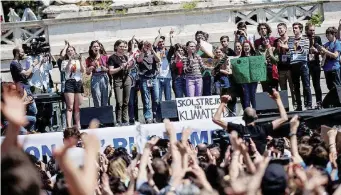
322, 86, 341, 108
255, 90, 289, 114
160, 100, 178, 120
80, 106, 114, 127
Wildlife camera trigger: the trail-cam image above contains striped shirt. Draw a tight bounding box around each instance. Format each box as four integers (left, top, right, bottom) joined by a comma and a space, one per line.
288, 35, 309, 64
183, 54, 204, 77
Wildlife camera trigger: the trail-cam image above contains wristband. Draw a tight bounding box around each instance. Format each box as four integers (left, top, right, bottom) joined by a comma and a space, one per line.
289, 133, 297, 137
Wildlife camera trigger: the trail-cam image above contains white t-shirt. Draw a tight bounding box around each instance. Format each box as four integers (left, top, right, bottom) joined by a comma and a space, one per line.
61, 59, 82, 81
28, 56, 53, 90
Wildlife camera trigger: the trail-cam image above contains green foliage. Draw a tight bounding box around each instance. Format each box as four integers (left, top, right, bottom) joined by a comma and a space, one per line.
90, 0, 112, 11
182, 1, 198, 10
308, 13, 323, 27
2, 0, 44, 22
115, 9, 127, 15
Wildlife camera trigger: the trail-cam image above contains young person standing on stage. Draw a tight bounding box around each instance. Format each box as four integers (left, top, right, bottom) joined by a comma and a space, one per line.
240, 41, 258, 110
61, 45, 85, 129
86, 40, 109, 107
288, 22, 312, 111
274, 23, 296, 109
170, 43, 187, 98
127, 37, 140, 125
183, 41, 212, 97
108, 40, 133, 126
212, 46, 236, 116
319, 27, 341, 91
254, 23, 278, 92
136, 41, 161, 124
153, 29, 173, 101
305, 23, 323, 109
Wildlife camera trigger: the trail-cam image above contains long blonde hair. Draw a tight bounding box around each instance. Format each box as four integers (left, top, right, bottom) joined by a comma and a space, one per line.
108, 157, 128, 180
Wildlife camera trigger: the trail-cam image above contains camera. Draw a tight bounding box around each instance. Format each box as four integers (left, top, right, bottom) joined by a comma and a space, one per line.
22, 37, 50, 56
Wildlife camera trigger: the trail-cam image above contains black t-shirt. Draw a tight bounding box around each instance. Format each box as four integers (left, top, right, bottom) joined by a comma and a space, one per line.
10, 60, 28, 84
227, 122, 274, 154
223, 47, 237, 56
108, 54, 129, 80
308, 36, 322, 66
274, 38, 291, 71
137, 53, 158, 78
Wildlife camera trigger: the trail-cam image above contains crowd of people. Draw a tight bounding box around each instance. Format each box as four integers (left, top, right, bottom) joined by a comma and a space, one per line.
1, 79, 341, 195
4, 20, 341, 134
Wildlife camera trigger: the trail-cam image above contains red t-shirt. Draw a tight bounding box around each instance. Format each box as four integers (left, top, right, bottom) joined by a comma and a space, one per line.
254, 36, 276, 50
85, 55, 109, 74
176, 60, 184, 75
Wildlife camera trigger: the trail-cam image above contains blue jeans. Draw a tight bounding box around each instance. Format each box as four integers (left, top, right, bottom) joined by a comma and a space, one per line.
202, 76, 213, 96
173, 76, 187, 98
3, 115, 36, 134
158, 78, 172, 101
242, 82, 258, 110
140, 77, 160, 121
291, 62, 312, 107
91, 74, 109, 107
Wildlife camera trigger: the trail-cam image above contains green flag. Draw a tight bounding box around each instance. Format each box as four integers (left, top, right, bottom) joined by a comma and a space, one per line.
231, 56, 267, 84
231, 57, 251, 83
249, 56, 267, 82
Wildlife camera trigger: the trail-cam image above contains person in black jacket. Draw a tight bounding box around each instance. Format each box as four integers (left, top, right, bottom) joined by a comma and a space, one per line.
305, 23, 323, 109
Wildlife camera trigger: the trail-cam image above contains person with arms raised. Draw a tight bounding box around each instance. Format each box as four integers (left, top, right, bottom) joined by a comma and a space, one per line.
212, 89, 288, 155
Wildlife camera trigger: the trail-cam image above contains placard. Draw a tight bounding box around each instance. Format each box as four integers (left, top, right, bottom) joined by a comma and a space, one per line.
230, 56, 267, 84
176, 95, 229, 121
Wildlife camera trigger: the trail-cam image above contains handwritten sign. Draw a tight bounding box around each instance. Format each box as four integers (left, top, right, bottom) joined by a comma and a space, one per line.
231, 56, 267, 84
176, 96, 228, 121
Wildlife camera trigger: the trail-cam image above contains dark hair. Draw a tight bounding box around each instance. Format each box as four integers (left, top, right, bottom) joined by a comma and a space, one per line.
128, 38, 139, 53
138, 40, 145, 51
326, 27, 338, 35
88, 40, 107, 59
186, 41, 196, 47
1, 148, 42, 195
298, 144, 313, 164
152, 158, 170, 190
268, 138, 285, 154
63, 127, 80, 140
292, 22, 304, 32
159, 36, 166, 40
63, 46, 77, 60
237, 22, 247, 29
174, 43, 185, 52
110, 177, 127, 194
310, 145, 329, 167
257, 23, 272, 35
305, 22, 315, 32
220, 35, 230, 42
195, 31, 209, 41
277, 23, 287, 29
13, 47, 20, 57
241, 41, 256, 57
114, 40, 127, 52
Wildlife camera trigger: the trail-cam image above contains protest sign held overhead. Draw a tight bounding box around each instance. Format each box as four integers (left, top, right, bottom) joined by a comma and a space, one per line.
176, 96, 229, 121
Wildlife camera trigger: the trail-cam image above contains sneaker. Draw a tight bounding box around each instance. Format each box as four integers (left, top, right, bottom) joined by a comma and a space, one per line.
315, 102, 322, 110
116, 122, 122, 127
306, 106, 313, 110
129, 120, 135, 125
295, 106, 303, 111
146, 119, 153, 124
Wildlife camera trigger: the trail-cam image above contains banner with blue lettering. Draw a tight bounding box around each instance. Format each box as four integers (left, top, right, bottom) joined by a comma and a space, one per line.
1, 117, 244, 160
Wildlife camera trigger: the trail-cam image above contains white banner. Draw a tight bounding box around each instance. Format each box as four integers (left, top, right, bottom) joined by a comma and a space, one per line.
176, 95, 228, 121
1, 117, 244, 160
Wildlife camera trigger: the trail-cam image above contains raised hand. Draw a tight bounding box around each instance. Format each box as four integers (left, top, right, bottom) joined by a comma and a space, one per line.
1, 83, 27, 127
221, 95, 231, 104
268, 88, 280, 100
290, 115, 300, 133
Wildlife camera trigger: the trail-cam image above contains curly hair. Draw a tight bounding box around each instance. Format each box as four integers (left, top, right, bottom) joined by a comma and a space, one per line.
257, 23, 272, 35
